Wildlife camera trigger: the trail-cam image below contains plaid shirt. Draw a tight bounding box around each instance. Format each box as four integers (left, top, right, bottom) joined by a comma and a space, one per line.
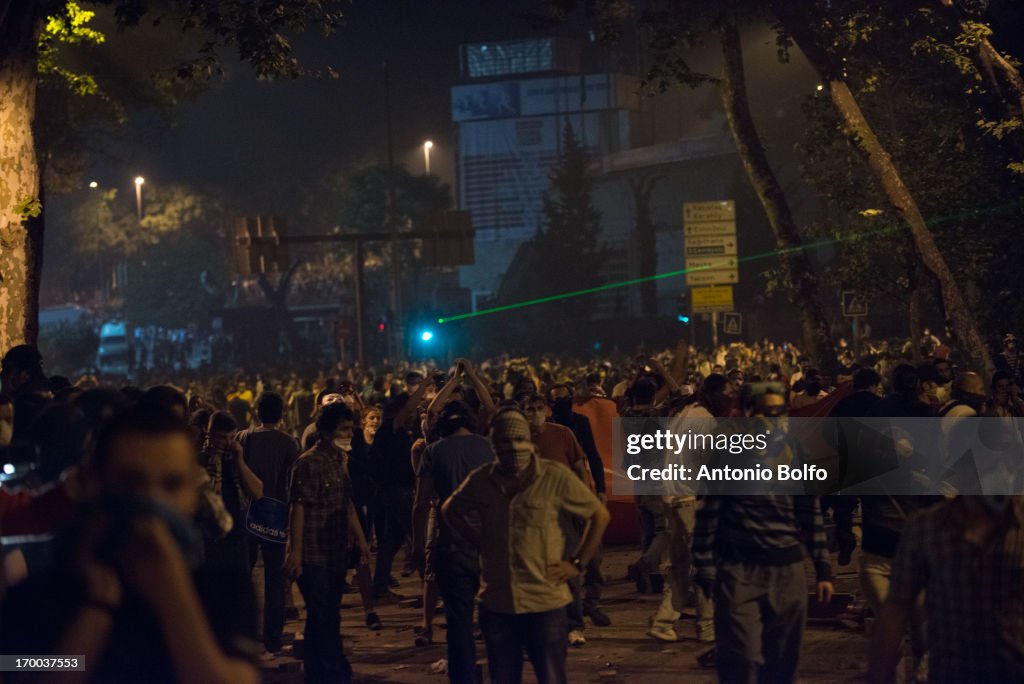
888, 498, 1024, 683
289, 440, 352, 571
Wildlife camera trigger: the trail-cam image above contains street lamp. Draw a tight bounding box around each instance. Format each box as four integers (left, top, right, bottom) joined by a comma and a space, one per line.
423, 140, 433, 175
88, 180, 99, 188
134, 176, 145, 219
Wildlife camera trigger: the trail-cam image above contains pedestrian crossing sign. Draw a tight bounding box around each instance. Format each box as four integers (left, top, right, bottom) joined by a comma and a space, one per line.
723, 312, 742, 335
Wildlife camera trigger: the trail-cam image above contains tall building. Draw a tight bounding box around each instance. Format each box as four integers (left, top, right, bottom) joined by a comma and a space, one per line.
451, 37, 648, 309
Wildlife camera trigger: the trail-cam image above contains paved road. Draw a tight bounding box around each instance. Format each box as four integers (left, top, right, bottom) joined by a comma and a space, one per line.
259, 546, 870, 683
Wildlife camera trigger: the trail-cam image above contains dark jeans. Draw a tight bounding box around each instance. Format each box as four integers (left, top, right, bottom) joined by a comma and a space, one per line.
248, 537, 286, 652
434, 547, 480, 684
479, 605, 568, 684
714, 561, 806, 684
297, 565, 352, 684
372, 486, 413, 591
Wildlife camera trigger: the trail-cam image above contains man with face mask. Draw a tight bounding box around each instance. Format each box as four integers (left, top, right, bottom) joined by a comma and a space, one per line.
871, 496, 1024, 683
0, 405, 261, 684
285, 402, 370, 684
442, 409, 609, 684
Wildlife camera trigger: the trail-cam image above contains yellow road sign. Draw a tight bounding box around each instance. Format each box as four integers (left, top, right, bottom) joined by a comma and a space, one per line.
692, 286, 734, 313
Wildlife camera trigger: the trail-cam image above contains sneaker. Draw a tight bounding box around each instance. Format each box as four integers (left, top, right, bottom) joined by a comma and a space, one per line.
365, 612, 382, 631
568, 630, 587, 647
585, 607, 612, 627
646, 624, 678, 642
697, 647, 717, 669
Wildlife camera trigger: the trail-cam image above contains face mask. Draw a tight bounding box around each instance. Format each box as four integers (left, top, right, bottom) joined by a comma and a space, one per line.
333, 438, 352, 452
98, 494, 204, 570
495, 443, 533, 475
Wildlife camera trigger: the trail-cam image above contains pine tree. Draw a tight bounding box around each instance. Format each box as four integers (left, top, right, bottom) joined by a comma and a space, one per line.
537, 123, 606, 306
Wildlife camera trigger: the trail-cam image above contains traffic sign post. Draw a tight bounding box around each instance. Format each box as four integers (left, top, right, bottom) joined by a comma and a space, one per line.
683, 201, 738, 347
841, 291, 868, 359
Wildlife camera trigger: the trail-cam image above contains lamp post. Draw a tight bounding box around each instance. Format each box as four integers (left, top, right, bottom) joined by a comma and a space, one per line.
423, 140, 433, 175
134, 176, 145, 219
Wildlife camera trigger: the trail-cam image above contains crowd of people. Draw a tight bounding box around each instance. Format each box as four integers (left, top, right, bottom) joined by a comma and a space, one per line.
0, 331, 1022, 683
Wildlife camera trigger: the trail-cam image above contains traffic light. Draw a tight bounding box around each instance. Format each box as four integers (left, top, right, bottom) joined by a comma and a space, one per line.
677, 291, 690, 324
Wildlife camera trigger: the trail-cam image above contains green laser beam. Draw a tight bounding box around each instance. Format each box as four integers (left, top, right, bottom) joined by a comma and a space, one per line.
437, 234, 875, 324
437, 201, 1022, 325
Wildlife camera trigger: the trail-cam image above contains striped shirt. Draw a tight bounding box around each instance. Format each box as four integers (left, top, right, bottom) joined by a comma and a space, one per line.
887, 498, 1024, 683
694, 496, 832, 584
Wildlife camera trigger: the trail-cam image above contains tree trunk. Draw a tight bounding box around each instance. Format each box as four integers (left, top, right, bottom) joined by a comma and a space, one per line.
0, 4, 41, 352
938, 0, 1024, 117
770, 3, 996, 377
719, 22, 837, 371
909, 283, 923, 364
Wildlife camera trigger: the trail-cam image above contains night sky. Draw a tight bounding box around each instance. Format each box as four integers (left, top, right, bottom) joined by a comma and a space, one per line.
90, 0, 544, 215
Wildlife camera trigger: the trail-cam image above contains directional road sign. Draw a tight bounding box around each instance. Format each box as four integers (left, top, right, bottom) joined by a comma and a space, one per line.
686, 256, 738, 272
684, 235, 738, 257
683, 201, 736, 224
684, 221, 738, 237
686, 269, 739, 286
692, 286, 734, 314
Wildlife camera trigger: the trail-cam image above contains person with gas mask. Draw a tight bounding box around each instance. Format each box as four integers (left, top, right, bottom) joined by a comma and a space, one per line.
546, 384, 611, 630
285, 402, 370, 684
442, 409, 609, 684
871, 495, 1024, 683
0, 404, 261, 684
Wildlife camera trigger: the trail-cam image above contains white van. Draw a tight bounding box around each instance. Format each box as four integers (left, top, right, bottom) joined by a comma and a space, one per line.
97, 321, 132, 378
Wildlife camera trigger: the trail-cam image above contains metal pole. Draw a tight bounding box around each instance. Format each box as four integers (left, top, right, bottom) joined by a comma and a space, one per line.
852, 317, 860, 360
354, 238, 366, 366
384, 59, 404, 360
711, 311, 719, 348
